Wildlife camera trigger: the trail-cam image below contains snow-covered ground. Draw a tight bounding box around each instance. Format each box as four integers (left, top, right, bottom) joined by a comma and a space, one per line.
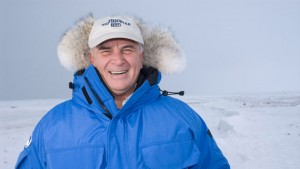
1, 92, 300, 169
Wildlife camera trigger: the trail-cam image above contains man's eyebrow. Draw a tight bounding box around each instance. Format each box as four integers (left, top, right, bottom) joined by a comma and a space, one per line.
96, 45, 111, 50
121, 45, 135, 49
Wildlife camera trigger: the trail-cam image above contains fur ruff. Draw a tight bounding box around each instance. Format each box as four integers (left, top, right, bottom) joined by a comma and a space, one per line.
57, 14, 186, 74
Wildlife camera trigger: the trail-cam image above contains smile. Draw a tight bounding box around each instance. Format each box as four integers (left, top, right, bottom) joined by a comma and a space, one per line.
109, 70, 128, 75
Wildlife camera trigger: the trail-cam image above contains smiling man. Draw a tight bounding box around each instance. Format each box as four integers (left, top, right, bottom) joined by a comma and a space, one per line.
15, 15, 230, 169
90, 39, 144, 108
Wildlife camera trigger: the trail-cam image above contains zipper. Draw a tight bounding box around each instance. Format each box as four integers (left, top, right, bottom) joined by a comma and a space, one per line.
106, 120, 112, 168
84, 77, 113, 120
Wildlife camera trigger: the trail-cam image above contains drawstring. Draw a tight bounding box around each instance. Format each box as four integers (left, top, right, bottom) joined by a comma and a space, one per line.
160, 89, 184, 96
69, 82, 75, 89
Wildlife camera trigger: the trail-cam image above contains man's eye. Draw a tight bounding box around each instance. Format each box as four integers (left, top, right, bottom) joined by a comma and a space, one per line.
122, 48, 134, 54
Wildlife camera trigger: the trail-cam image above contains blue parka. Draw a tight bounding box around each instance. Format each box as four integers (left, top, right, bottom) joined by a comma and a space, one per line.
16, 65, 230, 169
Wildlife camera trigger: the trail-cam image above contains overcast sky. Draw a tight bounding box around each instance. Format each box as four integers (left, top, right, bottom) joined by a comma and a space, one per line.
0, 0, 299, 100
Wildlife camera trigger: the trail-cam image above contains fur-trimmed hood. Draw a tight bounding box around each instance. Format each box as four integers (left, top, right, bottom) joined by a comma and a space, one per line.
57, 14, 186, 74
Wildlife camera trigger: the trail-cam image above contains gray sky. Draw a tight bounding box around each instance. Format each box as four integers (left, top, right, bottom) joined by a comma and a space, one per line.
1, 0, 300, 100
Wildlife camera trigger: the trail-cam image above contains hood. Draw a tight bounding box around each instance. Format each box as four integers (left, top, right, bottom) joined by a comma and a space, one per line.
57, 14, 186, 74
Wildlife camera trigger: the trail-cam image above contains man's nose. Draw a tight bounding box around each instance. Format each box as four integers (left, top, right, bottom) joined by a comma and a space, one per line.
111, 50, 125, 65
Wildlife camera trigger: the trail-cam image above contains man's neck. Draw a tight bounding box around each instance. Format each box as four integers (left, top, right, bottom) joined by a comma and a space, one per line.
114, 93, 132, 109
113, 84, 137, 109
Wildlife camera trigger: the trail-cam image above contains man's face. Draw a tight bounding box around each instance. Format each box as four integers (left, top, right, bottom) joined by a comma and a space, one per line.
90, 39, 144, 98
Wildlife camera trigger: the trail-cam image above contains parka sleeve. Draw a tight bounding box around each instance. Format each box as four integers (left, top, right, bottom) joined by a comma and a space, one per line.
193, 112, 230, 169
176, 102, 230, 169
15, 120, 47, 169
15, 148, 33, 169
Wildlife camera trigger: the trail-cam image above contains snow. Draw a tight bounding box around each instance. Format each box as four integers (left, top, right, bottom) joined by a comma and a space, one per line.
1, 93, 300, 169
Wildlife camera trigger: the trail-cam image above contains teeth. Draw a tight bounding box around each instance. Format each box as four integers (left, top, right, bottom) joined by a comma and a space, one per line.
110, 71, 127, 75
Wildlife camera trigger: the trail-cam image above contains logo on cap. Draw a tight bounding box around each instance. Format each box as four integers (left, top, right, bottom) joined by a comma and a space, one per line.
102, 19, 131, 27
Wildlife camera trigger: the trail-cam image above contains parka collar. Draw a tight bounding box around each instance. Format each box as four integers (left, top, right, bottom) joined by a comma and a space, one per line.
72, 65, 161, 119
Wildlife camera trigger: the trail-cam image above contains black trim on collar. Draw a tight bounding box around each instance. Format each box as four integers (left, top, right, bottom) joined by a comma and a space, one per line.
82, 86, 93, 105
93, 66, 114, 98
136, 66, 159, 90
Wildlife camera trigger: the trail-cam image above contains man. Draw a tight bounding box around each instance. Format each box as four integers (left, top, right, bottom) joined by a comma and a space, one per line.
16, 15, 230, 168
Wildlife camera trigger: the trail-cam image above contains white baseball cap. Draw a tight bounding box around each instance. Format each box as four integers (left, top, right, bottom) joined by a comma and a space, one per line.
88, 16, 144, 48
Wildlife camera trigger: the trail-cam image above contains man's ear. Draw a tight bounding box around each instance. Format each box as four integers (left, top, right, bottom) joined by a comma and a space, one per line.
140, 52, 144, 69
89, 52, 94, 64
140, 51, 144, 62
